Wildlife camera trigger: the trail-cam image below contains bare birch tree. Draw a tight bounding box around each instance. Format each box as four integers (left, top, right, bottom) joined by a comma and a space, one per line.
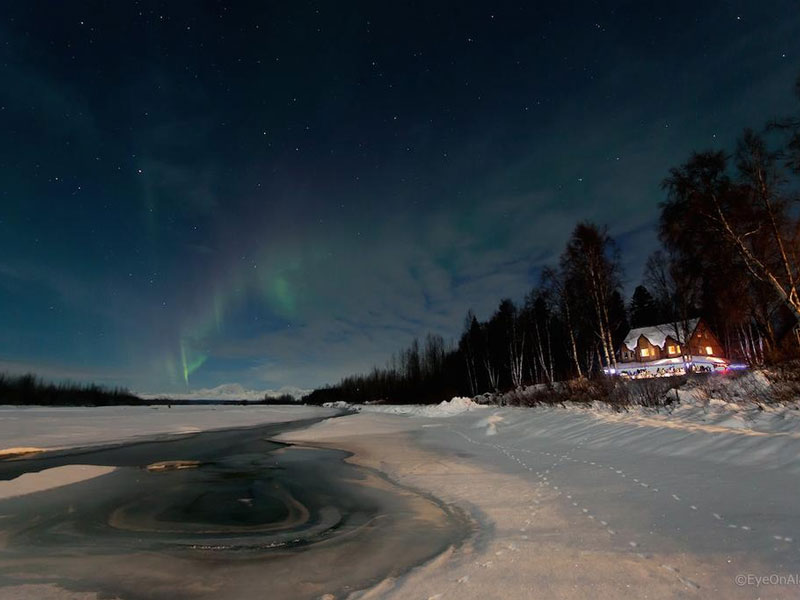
560, 223, 623, 371
662, 143, 800, 326
542, 267, 583, 378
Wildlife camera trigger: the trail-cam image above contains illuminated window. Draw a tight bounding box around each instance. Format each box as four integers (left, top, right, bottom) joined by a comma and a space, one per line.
640, 348, 651, 357
667, 345, 676, 354
705, 346, 713, 355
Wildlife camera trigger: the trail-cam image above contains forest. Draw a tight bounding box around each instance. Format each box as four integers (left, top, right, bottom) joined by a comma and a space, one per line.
305, 78, 800, 405
0, 373, 144, 406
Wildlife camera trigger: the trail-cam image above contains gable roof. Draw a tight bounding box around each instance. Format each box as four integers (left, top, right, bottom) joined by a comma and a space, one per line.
622, 318, 700, 351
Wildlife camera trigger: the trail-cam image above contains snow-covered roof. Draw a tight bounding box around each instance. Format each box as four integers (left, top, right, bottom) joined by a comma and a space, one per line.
622, 318, 700, 351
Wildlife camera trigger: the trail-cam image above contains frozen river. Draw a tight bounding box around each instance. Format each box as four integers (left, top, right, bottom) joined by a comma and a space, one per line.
0, 411, 468, 599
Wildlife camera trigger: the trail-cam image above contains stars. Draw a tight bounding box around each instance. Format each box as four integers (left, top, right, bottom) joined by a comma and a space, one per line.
2, 0, 796, 397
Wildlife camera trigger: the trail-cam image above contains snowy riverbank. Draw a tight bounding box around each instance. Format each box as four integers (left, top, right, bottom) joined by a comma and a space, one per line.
282, 400, 800, 598
326, 372, 800, 438
1, 395, 799, 598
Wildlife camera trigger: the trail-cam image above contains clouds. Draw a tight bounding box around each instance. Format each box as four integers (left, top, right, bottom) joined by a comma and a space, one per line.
174, 189, 609, 390
3, 2, 799, 395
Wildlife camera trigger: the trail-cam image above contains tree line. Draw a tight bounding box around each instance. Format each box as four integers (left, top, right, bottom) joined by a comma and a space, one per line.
0, 373, 144, 406
305, 77, 800, 405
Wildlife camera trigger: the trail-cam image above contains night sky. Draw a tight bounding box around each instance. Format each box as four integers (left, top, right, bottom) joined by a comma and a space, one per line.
1, 2, 798, 395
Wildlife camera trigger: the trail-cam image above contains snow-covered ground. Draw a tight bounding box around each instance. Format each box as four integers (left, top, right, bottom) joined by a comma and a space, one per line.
289, 394, 800, 599
0, 404, 337, 452
0, 465, 116, 500
324, 396, 488, 417
2, 395, 799, 598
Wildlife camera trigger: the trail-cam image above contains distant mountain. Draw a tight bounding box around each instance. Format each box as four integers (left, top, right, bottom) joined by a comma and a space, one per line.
139, 383, 309, 402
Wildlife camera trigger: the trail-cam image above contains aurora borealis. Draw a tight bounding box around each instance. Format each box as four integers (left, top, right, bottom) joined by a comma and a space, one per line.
1, 2, 798, 395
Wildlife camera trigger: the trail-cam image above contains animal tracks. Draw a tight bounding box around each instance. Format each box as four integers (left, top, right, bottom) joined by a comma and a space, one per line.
505, 442, 779, 545
453, 429, 643, 557
450, 424, 798, 594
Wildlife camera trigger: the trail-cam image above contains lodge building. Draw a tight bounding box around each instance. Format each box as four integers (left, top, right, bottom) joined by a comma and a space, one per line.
619, 318, 725, 363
